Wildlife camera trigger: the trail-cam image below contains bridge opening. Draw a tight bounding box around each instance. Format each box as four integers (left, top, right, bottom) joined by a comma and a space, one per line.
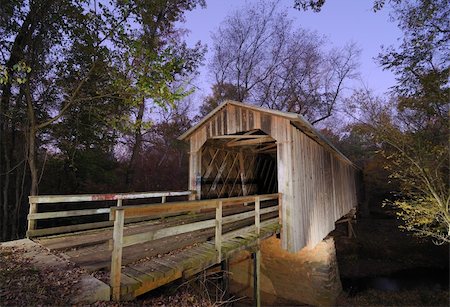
199, 129, 278, 200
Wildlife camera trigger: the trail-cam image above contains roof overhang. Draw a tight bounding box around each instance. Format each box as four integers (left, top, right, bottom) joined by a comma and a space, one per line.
179, 100, 358, 168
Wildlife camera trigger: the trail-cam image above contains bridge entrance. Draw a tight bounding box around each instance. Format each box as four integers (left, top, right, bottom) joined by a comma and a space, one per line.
199, 129, 278, 200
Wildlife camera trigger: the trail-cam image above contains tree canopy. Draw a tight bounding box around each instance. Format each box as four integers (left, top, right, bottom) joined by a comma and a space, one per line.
209, 0, 360, 125
0, 0, 205, 241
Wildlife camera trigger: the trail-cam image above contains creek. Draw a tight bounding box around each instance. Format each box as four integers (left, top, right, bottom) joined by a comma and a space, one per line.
341, 267, 449, 296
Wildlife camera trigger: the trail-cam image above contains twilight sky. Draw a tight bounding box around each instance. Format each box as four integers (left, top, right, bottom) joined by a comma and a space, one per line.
181, 0, 402, 104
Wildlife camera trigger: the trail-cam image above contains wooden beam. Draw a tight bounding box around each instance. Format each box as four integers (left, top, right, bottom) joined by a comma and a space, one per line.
215, 201, 223, 262
109, 194, 279, 220
111, 208, 125, 301
26, 220, 114, 237
227, 137, 274, 147
28, 208, 110, 220
210, 152, 230, 193
239, 151, 248, 196
27, 201, 37, 237
122, 219, 216, 247
29, 190, 192, 204
222, 217, 279, 241
256, 143, 277, 153
254, 249, 261, 307
211, 134, 269, 139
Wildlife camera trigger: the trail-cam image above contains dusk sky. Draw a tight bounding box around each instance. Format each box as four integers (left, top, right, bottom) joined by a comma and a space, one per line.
182, 0, 402, 103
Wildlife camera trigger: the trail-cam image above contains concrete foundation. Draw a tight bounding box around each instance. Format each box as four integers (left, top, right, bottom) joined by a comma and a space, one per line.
229, 236, 341, 306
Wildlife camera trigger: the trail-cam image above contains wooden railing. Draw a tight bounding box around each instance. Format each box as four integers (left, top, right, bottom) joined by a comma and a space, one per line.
27, 191, 193, 237
109, 193, 281, 300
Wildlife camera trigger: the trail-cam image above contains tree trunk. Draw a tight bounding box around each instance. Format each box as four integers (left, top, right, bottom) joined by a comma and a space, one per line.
125, 98, 145, 189
28, 127, 38, 196
25, 83, 38, 196
0, 2, 40, 241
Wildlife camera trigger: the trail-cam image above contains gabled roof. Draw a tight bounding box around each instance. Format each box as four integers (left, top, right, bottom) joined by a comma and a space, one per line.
179, 100, 356, 167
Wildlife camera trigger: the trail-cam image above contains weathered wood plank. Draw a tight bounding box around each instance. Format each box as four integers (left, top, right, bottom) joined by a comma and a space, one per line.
133, 268, 182, 297
110, 194, 279, 220
27, 220, 114, 237
215, 201, 222, 262
111, 208, 125, 301
122, 219, 216, 247
227, 137, 274, 147
29, 191, 192, 204
27, 201, 37, 235
28, 208, 110, 220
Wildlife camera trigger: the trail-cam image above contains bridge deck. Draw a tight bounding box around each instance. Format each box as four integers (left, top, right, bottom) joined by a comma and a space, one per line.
32, 196, 280, 300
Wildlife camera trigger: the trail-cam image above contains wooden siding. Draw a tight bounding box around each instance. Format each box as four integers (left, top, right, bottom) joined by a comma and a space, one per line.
290, 125, 357, 250
185, 103, 358, 252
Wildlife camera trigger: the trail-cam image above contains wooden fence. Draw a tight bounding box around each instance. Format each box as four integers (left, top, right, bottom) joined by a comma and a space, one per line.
109, 193, 281, 300
27, 191, 193, 237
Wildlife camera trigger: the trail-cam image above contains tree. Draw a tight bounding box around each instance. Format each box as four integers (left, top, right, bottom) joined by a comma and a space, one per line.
0, 0, 205, 241
293, 0, 402, 12
376, 0, 449, 243
196, 83, 243, 120
210, 0, 359, 124
346, 86, 449, 244
118, 99, 194, 192
111, 1, 205, 188
298, 0, 449, 242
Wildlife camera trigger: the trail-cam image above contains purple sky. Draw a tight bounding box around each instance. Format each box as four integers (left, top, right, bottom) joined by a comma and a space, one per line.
182, 0, 402, 102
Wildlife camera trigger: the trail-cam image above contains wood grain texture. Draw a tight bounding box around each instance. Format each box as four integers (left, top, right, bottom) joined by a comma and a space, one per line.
185, 102, 358, 252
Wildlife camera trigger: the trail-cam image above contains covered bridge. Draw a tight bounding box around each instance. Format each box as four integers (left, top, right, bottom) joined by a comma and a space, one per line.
179, 100, 358, 252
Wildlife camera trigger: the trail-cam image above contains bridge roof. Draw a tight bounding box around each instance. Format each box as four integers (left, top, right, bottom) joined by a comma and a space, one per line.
179, 100, 356, 167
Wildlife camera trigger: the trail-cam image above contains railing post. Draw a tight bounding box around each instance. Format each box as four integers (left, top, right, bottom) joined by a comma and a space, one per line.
196, 174, 202, 200
215, 200, 223, 262
27, 197, 37, 237
278, 193, 282, 228
254, 196, 261, 307
111, 205, 125, 301
161, 195, 166, 203
255, 196, 260, 236
253, 250, 261, 307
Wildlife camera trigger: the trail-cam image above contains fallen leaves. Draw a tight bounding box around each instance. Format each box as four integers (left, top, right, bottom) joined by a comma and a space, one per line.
0, 245, 84, 306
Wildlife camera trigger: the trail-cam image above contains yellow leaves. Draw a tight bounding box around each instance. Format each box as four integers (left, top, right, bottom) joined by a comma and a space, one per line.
0, 61, 32, 85
387, 194, 450, 243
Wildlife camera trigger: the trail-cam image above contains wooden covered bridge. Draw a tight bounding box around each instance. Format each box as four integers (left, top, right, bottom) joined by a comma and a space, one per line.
26, 101, 358, 302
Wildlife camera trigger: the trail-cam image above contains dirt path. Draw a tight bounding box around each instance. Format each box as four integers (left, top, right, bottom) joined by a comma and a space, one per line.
0, 240, 87, 305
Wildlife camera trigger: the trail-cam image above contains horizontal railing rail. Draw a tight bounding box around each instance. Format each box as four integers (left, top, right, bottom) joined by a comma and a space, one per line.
109, 193, 281, 300
27, 190, 194, 238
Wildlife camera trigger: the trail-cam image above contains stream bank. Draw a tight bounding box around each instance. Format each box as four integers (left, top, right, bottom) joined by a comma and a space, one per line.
332, 210, 449, 306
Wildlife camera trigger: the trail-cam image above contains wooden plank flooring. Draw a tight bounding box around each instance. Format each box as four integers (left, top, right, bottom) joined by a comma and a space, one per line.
120, 222, 279, 300
34, 203, 280, 300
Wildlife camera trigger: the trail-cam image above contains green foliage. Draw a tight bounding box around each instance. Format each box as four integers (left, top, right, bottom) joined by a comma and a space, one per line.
339, 0, 449, 243
378, 0, 449, 105
375, 0, 450, 244
0, 61, 31, 84
0, 0, 205, 240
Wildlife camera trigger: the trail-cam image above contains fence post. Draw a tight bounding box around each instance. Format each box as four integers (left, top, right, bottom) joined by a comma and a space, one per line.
277, 193, 282, 230
111, 204, 125, 301
255, 196, 260, 236
215, 200, 223, 262
27, 197, 37, 237
161, 195, 166, 203
254, 196, 261, 307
